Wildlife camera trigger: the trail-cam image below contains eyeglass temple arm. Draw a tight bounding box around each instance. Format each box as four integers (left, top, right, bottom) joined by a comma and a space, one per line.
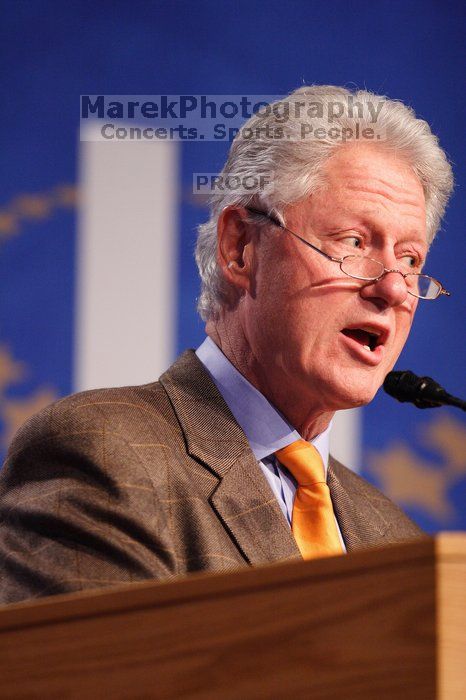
245, 206, 283, 228
245, 207, 340, 263
246, 207, 451, 299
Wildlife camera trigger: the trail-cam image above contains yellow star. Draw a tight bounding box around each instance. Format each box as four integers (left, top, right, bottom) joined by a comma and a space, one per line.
0, 346, 26, 394
54, 184, 78, 208
1, 388, 57, 449
422, 414, 466, 476
0, 211, 18, 238
368, 443, 455, 523
13, 194, 52, 220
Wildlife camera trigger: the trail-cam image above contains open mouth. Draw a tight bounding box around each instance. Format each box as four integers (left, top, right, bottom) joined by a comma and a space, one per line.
341, 328, 381, 352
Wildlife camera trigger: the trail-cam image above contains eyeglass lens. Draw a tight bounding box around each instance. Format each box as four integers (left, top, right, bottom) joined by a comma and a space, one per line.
340, 256, 440, 299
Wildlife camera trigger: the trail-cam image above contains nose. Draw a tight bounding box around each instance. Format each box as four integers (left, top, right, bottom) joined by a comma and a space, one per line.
359, 268, 409, 309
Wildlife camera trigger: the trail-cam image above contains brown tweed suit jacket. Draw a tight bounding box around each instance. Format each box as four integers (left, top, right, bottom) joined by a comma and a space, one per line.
0, 350, 424, 605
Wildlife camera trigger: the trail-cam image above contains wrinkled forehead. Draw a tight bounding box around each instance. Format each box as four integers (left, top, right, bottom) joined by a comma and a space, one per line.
322, 144, 425, 199
288, 144, 428, 245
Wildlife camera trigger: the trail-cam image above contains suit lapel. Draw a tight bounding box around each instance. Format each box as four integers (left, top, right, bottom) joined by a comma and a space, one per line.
210, 453, 301, 565
328, 457, 390, 551
160, 351, 394, 561
160, 350, 301, 566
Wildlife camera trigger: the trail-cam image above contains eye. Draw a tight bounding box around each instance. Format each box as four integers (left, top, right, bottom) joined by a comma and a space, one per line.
401, 254, 421, 270
327, 231, 365, 255
343, 236, 363, 249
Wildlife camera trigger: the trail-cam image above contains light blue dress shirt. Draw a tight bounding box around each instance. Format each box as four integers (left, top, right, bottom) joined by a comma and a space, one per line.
196, 337, 345, 549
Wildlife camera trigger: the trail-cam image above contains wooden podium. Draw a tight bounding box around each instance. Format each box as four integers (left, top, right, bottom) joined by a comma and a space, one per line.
0, 534, 464, 699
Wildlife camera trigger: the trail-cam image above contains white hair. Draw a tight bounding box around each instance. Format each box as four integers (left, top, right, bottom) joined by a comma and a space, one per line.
195, 85, 454, 321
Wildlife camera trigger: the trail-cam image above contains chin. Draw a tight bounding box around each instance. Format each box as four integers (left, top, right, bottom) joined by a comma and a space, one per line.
321, 375, 380, 411
332, 393, 374, 411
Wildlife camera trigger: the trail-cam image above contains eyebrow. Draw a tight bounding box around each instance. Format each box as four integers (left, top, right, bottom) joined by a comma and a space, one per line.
344, 207, 428, 249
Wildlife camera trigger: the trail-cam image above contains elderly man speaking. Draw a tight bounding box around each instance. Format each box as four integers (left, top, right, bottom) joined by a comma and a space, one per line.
0, 86, 453, 604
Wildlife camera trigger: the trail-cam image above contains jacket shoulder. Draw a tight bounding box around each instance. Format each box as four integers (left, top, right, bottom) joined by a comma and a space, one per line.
5, 380, 183, 459
0, 381, 181, 603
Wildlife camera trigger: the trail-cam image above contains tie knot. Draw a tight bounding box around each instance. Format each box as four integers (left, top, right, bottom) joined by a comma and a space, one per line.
275, 439, 325, 485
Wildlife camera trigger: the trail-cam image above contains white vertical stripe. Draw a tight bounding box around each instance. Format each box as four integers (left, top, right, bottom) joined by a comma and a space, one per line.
75, 127, 179, 391
329, 408, 361, 472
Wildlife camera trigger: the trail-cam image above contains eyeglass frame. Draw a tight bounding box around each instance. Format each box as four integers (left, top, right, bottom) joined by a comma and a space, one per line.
245, 207, 451, 300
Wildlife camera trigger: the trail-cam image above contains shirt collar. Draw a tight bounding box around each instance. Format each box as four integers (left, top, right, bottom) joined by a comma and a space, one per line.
196, 337, 331, 470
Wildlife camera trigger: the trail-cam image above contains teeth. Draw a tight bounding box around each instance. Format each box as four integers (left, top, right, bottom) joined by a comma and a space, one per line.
363, 345, 372, 351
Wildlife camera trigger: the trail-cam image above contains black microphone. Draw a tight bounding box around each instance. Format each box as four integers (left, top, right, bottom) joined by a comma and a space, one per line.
383, 370, 466, 411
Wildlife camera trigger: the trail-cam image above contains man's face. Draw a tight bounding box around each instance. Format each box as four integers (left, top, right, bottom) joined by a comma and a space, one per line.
239, 143, 428, 420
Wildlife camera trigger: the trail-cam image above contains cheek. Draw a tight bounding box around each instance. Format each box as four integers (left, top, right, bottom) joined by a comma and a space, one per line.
392, 305, 417, 354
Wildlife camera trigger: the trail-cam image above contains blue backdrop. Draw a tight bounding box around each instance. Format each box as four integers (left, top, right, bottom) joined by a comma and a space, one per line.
0, 0, 465, 533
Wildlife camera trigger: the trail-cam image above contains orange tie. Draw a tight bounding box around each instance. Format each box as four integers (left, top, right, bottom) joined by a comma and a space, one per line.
275, 440, 343, 559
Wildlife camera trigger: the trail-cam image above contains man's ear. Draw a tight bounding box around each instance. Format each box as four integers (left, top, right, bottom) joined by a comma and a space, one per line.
217, 206, 257, 294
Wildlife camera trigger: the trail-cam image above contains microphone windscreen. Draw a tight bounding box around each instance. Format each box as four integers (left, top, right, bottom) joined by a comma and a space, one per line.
383, 370, 419, 402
